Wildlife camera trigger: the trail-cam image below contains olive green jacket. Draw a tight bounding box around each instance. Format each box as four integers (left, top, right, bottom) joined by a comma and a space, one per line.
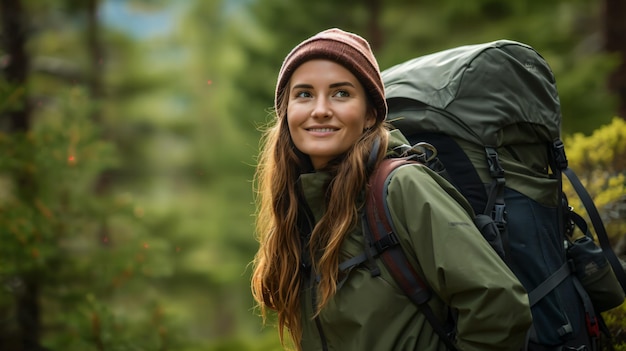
298, 130, 532, 351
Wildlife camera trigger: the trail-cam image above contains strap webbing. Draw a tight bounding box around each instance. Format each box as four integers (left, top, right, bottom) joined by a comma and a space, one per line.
483, 147, 510, 263
528, 261, 572, 307
366, 158, 459, 351
563, 167, 626, 292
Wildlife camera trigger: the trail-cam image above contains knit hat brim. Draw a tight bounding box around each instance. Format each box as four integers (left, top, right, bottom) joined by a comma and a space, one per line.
275, 28, 387, 122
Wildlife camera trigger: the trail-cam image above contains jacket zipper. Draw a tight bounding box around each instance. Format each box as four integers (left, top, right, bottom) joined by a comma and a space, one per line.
300, 200, 329, 351
310, 270, 329, 351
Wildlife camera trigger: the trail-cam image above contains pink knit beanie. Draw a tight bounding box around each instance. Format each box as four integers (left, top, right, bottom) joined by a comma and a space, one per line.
275, 28, 387, 122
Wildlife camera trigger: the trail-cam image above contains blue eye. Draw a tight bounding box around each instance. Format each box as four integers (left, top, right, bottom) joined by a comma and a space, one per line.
335, 90, 350, 98
295, 91, 312, 98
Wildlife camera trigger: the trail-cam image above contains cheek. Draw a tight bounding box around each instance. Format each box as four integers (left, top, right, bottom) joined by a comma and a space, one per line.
286, 105, 308, 133
287, 122, 296, 140
285, 115, 301, 146
285, 114, 296, 134
286, 105, 300, 127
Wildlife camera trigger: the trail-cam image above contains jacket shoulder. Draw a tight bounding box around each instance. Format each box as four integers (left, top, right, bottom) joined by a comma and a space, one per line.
385, 162, 475, 217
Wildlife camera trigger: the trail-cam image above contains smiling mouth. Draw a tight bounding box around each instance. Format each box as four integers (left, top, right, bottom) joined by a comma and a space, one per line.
307, 128, 337, 132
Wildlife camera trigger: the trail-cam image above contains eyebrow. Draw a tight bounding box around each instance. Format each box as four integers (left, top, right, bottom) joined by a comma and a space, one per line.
330, 81, 356, 89
291, 81, 356, 90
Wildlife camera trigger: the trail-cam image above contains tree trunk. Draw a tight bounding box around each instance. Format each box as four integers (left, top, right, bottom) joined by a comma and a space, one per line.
86, 0, 114, 249
365, 0, 383, 52
1, 1, 47, 350
604, 0, 626, 119
1, 0, 30, 132
16, 279, 43, 351
87, 0, 103, 124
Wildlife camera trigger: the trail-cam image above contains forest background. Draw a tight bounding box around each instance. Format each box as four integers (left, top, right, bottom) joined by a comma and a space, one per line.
1, 0, 626, 350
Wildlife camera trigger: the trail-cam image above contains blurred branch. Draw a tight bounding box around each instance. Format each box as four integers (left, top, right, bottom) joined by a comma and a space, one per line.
0, 55, 84, 83
30, 56, 84, 83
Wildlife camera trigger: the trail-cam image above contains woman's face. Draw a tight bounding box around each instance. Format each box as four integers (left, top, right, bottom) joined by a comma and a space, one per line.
287, 59, 375, 170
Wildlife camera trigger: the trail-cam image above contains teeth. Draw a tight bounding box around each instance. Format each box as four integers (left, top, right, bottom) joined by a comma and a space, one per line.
309, 128, 335, 132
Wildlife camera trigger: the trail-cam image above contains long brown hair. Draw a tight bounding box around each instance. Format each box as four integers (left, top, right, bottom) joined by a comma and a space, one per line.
251, 86, 389, 349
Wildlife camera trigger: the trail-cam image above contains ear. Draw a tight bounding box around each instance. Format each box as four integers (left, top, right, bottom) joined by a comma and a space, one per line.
365, 109, 376, 129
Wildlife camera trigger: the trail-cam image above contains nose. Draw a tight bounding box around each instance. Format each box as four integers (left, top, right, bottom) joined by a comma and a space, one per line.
311, 96, 332, 118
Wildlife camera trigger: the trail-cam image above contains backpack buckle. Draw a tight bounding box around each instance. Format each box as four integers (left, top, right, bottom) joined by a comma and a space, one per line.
553, 140, 569, 170
485, 147, 505, 179
492, 203, 507, 232
373, 232, 400, 253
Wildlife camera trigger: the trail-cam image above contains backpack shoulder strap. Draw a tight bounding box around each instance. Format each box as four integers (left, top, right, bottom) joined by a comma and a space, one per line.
365, 157, 458, 351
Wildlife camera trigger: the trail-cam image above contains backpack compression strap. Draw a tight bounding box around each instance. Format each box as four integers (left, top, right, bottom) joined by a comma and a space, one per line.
484, 147, 507, 231
365, 157, 459, 351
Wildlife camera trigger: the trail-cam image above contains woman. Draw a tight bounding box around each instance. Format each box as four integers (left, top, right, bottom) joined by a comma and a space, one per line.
251, 28, 532, 351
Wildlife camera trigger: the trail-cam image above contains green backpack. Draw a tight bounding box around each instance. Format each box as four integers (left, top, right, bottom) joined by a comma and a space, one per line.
365, 40, 626, 350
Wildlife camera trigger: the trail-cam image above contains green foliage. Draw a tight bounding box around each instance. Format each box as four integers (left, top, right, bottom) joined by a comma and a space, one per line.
601, 303, 626, 349
1, 0, 624, 350
563, 118, 626, 349
0, 86, 115, 275
564, 117, 626, 221
558, 54, 620, 133
0, 84, 185, 349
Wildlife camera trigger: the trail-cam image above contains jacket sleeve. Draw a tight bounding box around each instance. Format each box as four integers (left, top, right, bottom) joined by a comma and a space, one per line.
385, 164, 532, 351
